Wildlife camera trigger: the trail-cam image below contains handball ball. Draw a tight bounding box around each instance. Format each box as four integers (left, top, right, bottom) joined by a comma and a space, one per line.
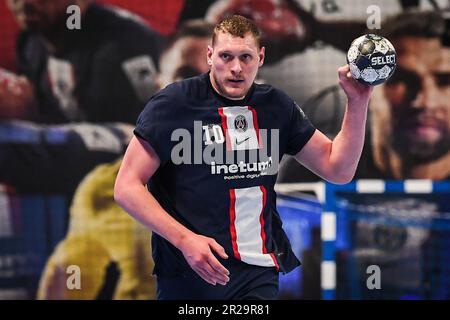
347, 34, 397, 86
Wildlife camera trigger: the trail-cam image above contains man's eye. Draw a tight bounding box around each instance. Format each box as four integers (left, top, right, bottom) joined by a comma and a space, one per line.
241, 54, 251, 61
221, 53, 230, 60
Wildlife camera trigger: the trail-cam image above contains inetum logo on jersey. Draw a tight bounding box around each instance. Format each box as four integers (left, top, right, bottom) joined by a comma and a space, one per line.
210, 157, 273, 176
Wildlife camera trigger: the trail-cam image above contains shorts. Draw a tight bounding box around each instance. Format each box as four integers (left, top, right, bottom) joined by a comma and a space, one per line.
156, 260, 279, 300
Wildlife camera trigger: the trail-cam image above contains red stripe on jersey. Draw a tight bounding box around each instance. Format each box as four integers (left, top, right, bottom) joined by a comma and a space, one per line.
248, 106, 262, 148
259, 186, 268, 254
270, 253, 280, 272
229, 189, 240, 260
218, 107, 231, 151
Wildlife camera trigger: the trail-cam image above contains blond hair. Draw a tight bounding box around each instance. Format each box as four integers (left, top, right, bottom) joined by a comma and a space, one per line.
212, 15, 261, 48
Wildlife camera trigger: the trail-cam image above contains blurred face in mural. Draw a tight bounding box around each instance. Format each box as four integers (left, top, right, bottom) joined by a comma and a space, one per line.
370, 37, 450, 169
158, 35, 211, 89
208, 30, 264, 100
6, 0, 73, 32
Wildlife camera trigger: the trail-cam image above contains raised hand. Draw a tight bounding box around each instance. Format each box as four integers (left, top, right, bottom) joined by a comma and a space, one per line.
338, 65, 374, 105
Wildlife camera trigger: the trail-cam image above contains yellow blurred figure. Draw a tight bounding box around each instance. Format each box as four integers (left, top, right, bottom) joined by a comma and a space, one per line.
37, 158, 155, 299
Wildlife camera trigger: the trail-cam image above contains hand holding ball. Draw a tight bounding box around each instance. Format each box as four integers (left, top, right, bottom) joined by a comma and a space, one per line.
347, 34, 397, 86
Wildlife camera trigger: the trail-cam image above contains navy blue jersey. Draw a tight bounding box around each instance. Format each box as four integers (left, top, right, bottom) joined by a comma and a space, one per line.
134, 73, 316, 277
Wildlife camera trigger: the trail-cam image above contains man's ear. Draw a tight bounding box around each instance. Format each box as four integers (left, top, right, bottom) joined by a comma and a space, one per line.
207, 45, 213, 65
258, 46, 265, 67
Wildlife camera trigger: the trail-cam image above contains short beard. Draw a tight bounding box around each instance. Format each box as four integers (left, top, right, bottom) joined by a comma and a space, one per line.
390, 130, 450, 164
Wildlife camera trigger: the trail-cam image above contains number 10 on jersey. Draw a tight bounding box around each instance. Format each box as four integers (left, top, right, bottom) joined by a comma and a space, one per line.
203, 125, 225, 145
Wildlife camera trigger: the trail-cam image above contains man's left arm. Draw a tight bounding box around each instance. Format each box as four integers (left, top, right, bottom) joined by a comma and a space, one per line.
295, 65, 373, 184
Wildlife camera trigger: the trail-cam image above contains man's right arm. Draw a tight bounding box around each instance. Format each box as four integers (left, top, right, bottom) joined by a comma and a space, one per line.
114, 136, 229, 285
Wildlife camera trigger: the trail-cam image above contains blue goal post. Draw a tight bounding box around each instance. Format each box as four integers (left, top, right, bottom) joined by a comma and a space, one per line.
276, 180, 450, 300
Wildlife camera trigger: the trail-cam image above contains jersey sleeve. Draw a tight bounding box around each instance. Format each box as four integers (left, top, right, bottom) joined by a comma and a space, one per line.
133, 87, 178, 165
286, 101, 316, 156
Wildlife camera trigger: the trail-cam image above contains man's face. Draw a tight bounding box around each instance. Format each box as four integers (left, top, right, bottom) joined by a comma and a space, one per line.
207, 31, 264, 100
6, 0, 71, 32
371, 37, 450, 162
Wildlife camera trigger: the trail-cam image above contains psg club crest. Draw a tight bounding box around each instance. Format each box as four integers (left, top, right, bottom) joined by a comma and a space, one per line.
234, 115, 248, 133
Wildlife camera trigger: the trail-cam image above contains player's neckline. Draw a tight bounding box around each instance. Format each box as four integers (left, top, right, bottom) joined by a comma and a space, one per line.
205, 72, 255, 106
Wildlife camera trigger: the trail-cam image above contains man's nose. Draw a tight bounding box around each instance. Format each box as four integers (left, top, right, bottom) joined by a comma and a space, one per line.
230, 59, 242, 74
411, 77, 441, 110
